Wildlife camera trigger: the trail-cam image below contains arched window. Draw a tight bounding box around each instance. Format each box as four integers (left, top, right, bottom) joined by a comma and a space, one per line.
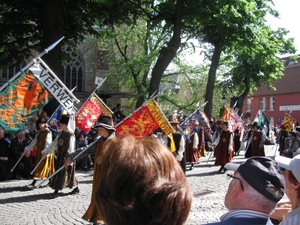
62, 45, 84, 92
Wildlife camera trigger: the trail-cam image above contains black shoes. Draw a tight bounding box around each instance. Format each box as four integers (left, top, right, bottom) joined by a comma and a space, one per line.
49, 190, 59, 199
70, 187, 80, 195
217, 166, 227, 173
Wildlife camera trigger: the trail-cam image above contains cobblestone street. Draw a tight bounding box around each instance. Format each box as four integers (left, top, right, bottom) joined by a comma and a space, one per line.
0, 145, 280, 225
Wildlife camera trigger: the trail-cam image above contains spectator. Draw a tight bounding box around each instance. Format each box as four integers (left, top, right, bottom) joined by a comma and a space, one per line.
273, 155, 300, 224
283, 131, 300, 158
10, 129, 31, 179
277, 125, 289, 156
0, 127, 14, 181
207, 156, 285, 225
95, 136, 192, 225
76, 133, 93, 171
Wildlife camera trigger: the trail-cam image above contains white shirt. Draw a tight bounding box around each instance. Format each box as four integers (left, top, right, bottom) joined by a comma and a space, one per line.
280, 207, 300, 225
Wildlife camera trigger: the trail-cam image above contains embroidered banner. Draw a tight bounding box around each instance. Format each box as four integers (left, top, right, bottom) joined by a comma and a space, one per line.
116, 99, 173, 139
0, 70, 50, 133
283, 113, 294, 132
76, 93, 103, 133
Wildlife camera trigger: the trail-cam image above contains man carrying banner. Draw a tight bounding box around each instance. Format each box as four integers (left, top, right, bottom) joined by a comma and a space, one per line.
212, 121, 233, 173
64, 115, 117, 225
24, 118, 54, 189
42, 114, 78, 198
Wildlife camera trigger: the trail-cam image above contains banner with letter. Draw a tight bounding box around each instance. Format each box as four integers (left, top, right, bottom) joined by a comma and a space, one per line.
116, 99, 173, 139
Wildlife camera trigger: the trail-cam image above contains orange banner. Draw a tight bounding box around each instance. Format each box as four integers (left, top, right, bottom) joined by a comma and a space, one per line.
283, 113, 294, 132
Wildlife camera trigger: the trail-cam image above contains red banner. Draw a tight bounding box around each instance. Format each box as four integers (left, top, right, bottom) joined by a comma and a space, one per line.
116, 99, 173, 139
75, 94, 102, 133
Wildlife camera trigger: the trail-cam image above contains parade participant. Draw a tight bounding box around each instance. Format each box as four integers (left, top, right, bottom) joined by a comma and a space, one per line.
42, 114, 78, 199
167, 120, 186, 174
212, 121, 233, 173
277, 125, 289, 156
208, 157, 285, 225
185, 131, 199, 170
10, 129, 31, 179
211, 120, 223, 157
233, 124, 241, 156
25, 118, 54, 189
274, 155, 300, 224
283, 131, 300, 158
243, 123, 254, 158
249, 122, 265, 157
64, 115, 117, 225
95, 136, 192, 225
0, 127, 14, 181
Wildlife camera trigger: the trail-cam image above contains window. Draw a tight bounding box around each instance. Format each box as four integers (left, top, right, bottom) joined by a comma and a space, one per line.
246, 98, 251, 112
62, 45, 84, 92
269, 97, 275, 111
260, 97, 266, 111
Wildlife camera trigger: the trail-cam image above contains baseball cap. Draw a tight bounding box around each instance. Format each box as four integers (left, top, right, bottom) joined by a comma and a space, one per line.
225, 157, 285, 203
275, 155, 300, 183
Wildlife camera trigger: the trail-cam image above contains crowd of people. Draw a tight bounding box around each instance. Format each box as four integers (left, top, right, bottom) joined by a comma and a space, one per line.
2, 105, 300, 225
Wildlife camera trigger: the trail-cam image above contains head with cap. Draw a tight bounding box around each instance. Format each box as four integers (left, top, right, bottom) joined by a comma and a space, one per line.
37, 117, 48, 130
94, 115, 115, 138
275, 155, 300, 202
224, 157, 285, 213
280, 125, 286, 130
59, 114, 70, 131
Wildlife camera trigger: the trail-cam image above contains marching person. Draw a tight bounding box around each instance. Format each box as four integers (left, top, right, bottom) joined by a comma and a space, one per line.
64, 115, 117, 225
249, 122, 265, 157
185, 131, 199, 170
25, 118, 54, 189
212, 121, 233, 173
167, 120, 186, 174
42, 114, 78, 199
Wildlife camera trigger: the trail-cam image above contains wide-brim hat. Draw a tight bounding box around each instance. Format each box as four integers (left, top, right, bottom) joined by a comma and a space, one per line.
222, 121, 229, 126
94, 115, 116, 131
169, 120, 180, 125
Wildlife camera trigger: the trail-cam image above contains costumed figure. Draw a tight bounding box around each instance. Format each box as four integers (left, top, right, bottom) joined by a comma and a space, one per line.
185, 132, 199, 171
211, 120, 223, 157
276, 125, 289, 156
64, 115, 117, 225
42, 115, 78, 198
243, 123, 253, 158
249, 122, 265, 156
167, 121, 186, 174
25, 118, 54, 189
197, 127, 206, 157
212, 121, 233, 173
233, 124, 241, 156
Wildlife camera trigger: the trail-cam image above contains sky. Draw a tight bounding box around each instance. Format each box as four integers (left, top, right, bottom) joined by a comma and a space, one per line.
266, 0, 300, 55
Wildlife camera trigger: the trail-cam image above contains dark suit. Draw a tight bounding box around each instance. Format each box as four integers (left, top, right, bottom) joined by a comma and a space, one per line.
10, 137, 30, 179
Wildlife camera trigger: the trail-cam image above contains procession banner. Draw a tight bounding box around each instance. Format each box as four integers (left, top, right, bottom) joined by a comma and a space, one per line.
0, 70, 50, 133
254, 110, 270, 136
180, 109, 210, 140
220, 107, 231, 121
283, 113, 294, 132
116, 99, 173, 139
29, 59, 79, 117
75, 93, 103, 133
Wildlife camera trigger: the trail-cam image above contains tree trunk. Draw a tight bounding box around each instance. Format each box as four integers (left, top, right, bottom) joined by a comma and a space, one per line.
40, 1, 64, 115
146, 0, 184, 107
204, 42, 223, 120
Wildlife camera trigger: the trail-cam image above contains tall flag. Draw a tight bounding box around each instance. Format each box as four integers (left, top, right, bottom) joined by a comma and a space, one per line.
254, 110, 270, 136
220, 107, 231, 121
180, 110, 210, 140
75, 93, 111, 133
48, 105, 65, 133
283, 113, 294, 132
116, 99, 173, 139
0, 70, 50, 133
228, 108, 244, 133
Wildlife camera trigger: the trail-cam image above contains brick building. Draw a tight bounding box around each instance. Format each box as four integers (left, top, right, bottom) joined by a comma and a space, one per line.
243, 55, 300, 127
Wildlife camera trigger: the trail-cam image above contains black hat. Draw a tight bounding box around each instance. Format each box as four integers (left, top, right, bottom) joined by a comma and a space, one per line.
225, 157, 285, 203
59, 115, 70, 125
222, 121, 229, 126
94, 115, 115, 131
252, 122, 260, 128
37, 118, 47, 124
